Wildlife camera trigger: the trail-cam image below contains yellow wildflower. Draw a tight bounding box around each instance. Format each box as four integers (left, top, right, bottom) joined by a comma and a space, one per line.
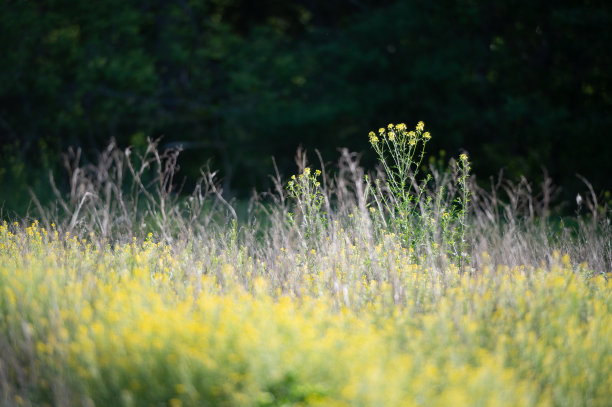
369, 131, 379, 144
416, 121, 425, 131
423, 131, 431, 140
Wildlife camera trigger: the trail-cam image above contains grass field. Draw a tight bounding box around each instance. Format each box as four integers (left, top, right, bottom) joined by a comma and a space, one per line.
1, 128, 611, 406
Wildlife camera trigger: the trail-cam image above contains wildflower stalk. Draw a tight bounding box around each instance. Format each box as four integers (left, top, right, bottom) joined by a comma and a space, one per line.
457, 154, 471, 270
368, 121, 471, 267
286, 167, 327, 248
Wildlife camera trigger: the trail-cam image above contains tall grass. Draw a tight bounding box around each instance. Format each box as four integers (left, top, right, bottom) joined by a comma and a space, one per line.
27, 130, 610, 276
1, 127, 610, 406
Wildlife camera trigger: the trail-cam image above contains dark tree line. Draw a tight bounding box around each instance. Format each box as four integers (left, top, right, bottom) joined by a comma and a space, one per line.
1, 0, 611, 213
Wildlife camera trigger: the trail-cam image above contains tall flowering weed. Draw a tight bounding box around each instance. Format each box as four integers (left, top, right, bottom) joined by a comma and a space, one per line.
286, 167, 327, 248
368, 122, 471, 268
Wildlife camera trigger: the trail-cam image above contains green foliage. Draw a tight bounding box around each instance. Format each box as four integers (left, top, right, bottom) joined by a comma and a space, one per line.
0, 141, 56, 217
0, 0, 611, 211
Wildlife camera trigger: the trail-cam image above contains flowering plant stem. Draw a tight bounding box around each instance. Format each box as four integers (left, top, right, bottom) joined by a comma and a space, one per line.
368, 121, 470, 268
286, 167, 327, 249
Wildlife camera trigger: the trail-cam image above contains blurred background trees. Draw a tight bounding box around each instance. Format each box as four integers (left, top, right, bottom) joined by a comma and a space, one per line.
1, 0, 611, 214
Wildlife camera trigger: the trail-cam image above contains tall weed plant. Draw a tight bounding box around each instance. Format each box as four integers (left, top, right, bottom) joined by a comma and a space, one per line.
367, 122, 471, 268
286, 167, 327, 249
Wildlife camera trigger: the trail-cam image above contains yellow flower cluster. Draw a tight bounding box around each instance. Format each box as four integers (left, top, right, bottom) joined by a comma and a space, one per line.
368, 131, 378, 144
369, 121, 429, 146
1, 222, 611, 406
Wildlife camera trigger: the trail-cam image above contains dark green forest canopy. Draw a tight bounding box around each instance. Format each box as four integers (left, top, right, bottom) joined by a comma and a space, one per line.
1, 0, 611, 213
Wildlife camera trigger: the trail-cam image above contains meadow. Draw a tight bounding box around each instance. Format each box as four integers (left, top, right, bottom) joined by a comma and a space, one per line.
1, 123, 611, 406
